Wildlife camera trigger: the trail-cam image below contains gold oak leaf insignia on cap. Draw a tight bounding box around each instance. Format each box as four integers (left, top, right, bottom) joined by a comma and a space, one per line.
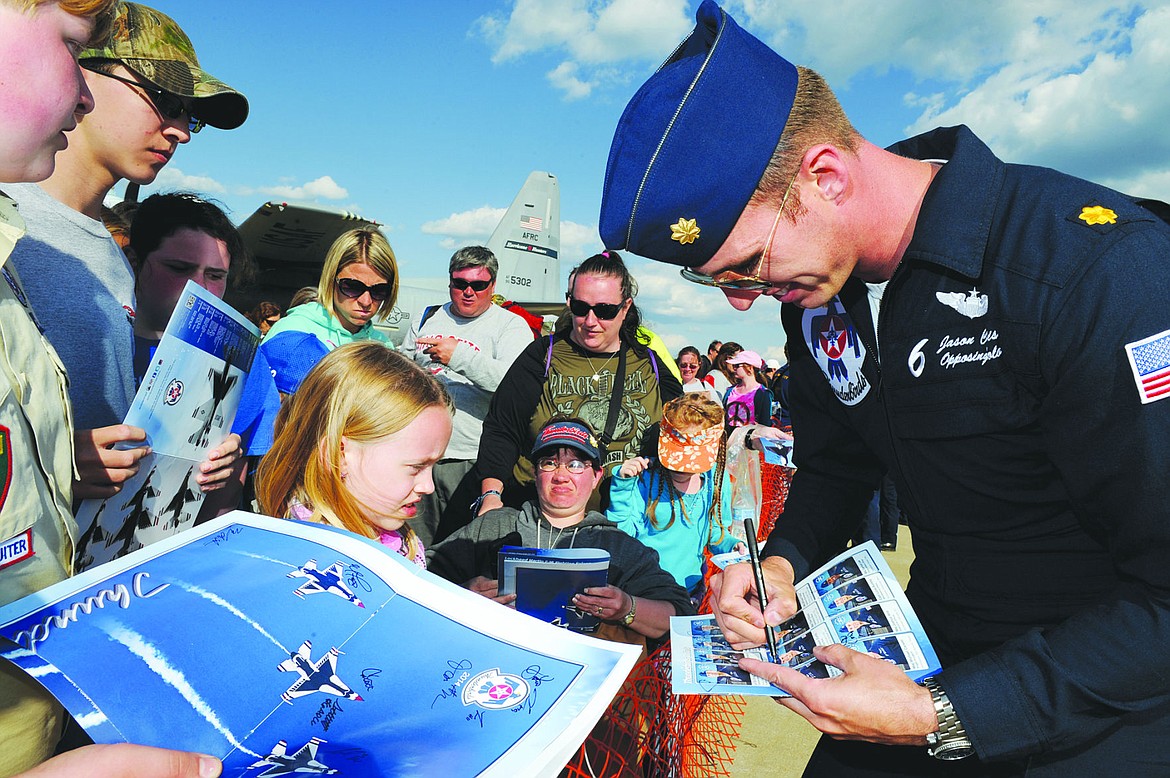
670, 217, 700, 245
1079, 205, 1117, 226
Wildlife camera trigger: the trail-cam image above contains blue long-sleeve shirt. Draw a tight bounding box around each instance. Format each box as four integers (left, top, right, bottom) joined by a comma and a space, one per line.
607, 465, 739, 592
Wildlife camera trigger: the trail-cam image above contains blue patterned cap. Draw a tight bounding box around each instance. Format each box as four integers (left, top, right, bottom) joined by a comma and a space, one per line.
599, 0, 796, 267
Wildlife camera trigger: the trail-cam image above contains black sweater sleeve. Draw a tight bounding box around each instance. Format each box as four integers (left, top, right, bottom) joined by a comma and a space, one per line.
477, 337, 550, 484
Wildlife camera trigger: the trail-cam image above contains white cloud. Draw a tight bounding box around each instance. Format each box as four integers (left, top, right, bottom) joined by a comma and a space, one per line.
474, 0, 690, 98
560, 219, 602, 266
906, 4, 1170, 192
151, 166, 227, 194
255, 175, 349, 202
421, 205, 507, 238
548, 61, 594, 100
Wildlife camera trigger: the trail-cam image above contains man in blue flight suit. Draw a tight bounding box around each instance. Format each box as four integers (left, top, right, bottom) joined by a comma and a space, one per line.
598, 2, 1170, 776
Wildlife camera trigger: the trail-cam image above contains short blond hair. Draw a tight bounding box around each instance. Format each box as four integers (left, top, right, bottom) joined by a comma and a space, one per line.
752, 66, 861, 219
256, 342, 451, 557
6, 0, 120, 47
316, 228, 399, 323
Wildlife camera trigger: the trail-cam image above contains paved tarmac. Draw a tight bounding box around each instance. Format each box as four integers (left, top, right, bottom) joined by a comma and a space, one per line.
727, 526, 915, 777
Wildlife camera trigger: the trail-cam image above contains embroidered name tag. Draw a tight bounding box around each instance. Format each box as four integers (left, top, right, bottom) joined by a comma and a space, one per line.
0, 529, 33, 569
1125, 328, 1170, 404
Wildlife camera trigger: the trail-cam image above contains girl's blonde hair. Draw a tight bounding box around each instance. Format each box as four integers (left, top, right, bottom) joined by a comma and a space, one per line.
316, 228, 400, 324
256, 342, 451, 559
647, 393, 728, 544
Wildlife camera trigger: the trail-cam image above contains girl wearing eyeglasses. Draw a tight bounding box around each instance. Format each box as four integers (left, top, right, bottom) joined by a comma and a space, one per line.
476, 251, 683, 518
256, 342, 452, 569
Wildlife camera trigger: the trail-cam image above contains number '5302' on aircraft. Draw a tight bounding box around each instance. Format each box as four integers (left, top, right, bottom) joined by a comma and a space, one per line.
229, 171, 563, 345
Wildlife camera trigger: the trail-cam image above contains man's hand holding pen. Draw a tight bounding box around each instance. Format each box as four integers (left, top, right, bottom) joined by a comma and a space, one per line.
710, 555, 799, 650
711, 548, 938, 746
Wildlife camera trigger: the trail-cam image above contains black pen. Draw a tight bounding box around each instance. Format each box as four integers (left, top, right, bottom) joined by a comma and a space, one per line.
743, 517, 779, 662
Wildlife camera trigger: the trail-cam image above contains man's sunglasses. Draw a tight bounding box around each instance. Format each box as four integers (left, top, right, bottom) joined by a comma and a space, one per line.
567, 297, 625, 321
450, 278, 492, 292
84, 67, 204, 133
336, 277, 392, 302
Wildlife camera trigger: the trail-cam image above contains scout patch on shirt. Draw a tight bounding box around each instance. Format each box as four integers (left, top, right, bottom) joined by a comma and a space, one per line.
0, 529, 32, 569
1125, 328, 1170, 404
802, 297, 870, 406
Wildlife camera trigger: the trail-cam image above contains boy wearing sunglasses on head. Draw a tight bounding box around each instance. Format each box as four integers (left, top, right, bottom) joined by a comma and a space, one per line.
6, 2, 248, 503
400, 246, 533, 547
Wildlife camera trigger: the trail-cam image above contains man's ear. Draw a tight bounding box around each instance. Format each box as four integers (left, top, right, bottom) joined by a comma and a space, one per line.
591, 464, 604, 490
803, 144, 851, 204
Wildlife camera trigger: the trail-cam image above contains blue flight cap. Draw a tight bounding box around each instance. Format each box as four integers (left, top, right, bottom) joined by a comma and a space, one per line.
599, 0, 797, 267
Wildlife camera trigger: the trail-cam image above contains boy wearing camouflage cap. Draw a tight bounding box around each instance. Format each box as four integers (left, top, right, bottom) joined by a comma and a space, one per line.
7, 2, 248, 504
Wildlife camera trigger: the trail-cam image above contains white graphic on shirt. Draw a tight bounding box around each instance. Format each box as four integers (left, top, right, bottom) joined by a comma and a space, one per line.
803, 297, 870, 406
908, 329, 1003, 380
936, 289, 988, 319
908, 339, 929, 378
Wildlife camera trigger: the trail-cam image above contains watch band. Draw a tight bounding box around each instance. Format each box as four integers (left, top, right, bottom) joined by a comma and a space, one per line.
923, 677, 974, 761
620, 595, 637, 626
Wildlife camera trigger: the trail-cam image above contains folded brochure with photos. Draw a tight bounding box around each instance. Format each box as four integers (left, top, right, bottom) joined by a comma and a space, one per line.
671, 541, 940, 695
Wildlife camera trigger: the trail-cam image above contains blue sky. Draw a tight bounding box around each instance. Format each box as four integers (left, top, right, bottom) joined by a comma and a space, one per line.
131, 0, 1170, 362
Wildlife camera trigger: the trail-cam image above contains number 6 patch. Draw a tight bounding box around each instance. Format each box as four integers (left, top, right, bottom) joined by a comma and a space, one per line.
1125, 329, 1170, 404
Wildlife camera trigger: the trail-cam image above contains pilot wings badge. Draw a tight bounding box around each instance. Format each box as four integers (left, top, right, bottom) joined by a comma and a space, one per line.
936, 289, 988, 319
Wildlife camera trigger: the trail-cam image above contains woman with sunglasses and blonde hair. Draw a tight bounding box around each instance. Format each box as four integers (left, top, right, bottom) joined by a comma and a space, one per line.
259, 227, 397, 394
477, 251, 682, 517
256, 342, 452, 568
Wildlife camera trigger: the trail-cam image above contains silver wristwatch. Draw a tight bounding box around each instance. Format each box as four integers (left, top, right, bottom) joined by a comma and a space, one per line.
923, 677, 975, 761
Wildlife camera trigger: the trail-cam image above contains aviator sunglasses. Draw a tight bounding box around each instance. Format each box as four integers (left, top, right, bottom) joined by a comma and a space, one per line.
84, 67, 205, 133
450, 278, 492, 292
336, 277, 392, 302
679, 167, 801, 292
567, 297, 625, 321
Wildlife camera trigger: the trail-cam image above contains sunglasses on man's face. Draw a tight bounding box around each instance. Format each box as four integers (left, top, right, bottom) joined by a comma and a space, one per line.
336, 277, 391, 302
568, 297, 625, 321
450, 278, 492, 292
84, 67, 205, 133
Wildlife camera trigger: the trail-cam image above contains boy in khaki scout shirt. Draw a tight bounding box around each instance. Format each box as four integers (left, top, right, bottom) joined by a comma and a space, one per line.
0, 2, 220, 776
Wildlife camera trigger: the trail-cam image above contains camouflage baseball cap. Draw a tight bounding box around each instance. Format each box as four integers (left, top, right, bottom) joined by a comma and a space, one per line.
81, 2, 248, 130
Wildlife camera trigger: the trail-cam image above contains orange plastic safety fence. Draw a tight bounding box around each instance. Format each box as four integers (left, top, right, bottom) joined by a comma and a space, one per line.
560, 643, 748, 778
561, 453, 793, 777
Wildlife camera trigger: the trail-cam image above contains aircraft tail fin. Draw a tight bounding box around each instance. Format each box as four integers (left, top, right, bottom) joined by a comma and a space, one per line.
486, 171, 561, 304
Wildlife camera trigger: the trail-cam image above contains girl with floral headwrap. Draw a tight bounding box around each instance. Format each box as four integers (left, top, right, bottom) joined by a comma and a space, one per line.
606, 393, 745, 596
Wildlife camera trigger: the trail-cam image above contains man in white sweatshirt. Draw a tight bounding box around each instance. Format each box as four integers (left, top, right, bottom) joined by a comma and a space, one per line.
401, 245, 533, 547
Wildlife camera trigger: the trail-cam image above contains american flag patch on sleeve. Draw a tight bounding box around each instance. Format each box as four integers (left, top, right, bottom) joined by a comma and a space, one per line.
1125, 328, 1170, 404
